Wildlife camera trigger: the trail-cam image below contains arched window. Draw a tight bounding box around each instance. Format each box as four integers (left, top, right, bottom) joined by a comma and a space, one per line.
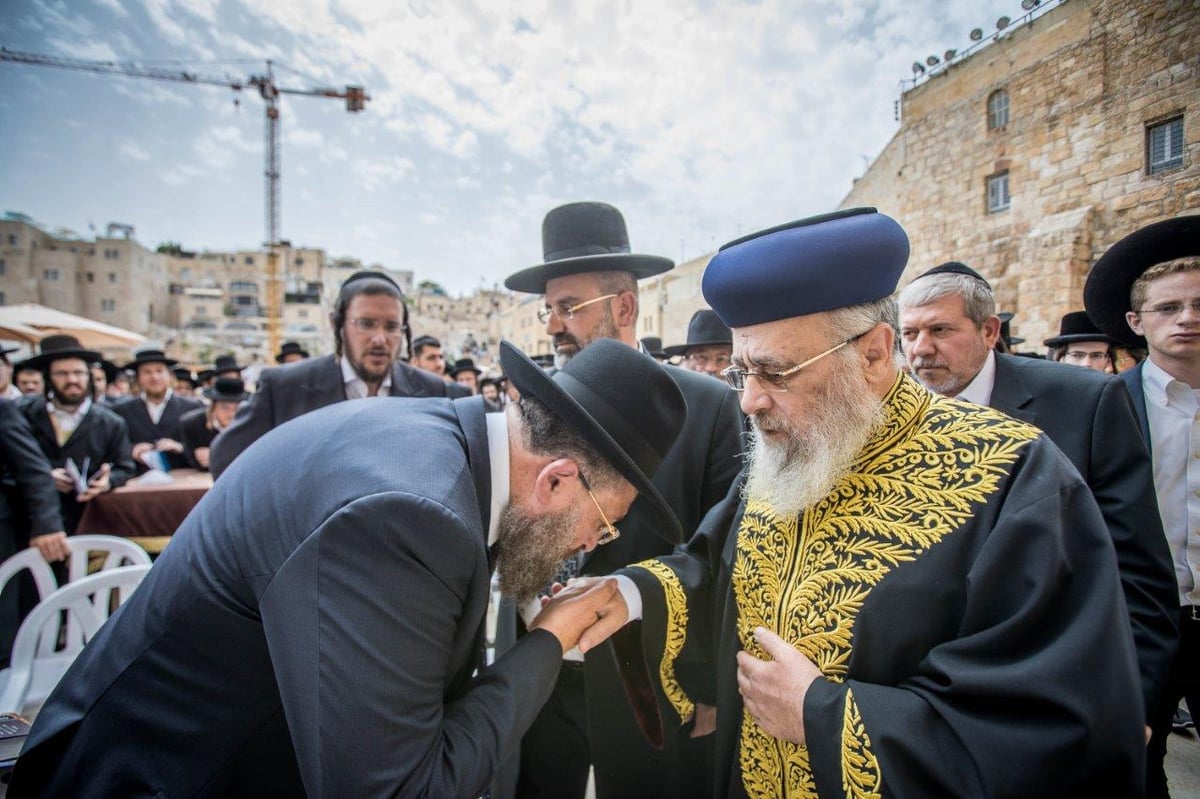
987, 89, 1009, 131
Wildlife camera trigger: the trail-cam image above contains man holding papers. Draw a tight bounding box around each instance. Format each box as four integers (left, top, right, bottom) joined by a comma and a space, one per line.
14, 335, 135, 557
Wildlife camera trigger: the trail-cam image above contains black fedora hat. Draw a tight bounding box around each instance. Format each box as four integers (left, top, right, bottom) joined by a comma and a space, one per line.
124, 349, 178, 369
1084, 215, 1200, 348
500, 339, 685, 542
450, 358, 482, 378
18, 335, 101, 372
640, 336, 666, 359
0, 345, 20, 363
504, 202, 674, 294
1044, 311, 1120, 348
197, 369, 216, 383
172, 367, 198, 386
275, 340, 310, 362
664, 310, 732, 357
94, 358, 122, 382
203, 376, 250, 403
213, 354, 243, 374
997, 312, 1024, 347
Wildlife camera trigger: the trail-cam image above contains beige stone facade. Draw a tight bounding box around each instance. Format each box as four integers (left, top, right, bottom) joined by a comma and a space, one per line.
842, 0, 1199, 347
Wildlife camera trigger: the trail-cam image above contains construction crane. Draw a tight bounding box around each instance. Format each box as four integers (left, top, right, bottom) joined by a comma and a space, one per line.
0, 47, 368, 358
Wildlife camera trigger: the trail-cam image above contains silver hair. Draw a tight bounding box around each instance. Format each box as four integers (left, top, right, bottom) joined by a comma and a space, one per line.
824, 295, 903, 361
897, 274, 995, 328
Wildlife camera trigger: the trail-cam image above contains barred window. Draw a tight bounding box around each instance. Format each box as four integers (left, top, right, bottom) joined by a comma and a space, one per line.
1147, 116, 1185, 175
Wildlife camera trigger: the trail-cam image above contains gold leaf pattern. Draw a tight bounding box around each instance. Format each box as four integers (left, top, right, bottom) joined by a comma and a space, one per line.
631, 558, 695, 725
734, 375, 1038, 798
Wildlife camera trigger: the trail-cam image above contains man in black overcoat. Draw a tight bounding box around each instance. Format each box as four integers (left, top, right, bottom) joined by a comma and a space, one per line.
210, 271, 465, 478
11, 339, 686, 797
112, 348, 203, 473
501, 201, 745, 799
898, 261, 1178, 741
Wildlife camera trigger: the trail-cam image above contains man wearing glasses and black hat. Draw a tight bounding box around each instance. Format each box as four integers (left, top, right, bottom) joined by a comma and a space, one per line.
210, 271, 460, 478
576, 208, 1146, 797
501, 201, 743, 799
13, 340, 686, 799
1084, 215, 1200, 799
664, 309, 734, 380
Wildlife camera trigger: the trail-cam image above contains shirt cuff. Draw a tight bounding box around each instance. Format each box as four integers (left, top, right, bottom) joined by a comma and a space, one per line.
614, 574, 643, 621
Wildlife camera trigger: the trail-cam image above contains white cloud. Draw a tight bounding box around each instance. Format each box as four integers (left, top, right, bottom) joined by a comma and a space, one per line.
120, 140, 152, 161
140, 0, 189, 44
91, 0, 129, 17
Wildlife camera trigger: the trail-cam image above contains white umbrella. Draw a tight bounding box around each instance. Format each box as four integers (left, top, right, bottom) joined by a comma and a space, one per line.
0, 303, 146, 348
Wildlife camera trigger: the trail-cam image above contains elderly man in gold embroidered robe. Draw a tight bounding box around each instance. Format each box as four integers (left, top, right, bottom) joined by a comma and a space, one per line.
572, 208, 1145, 798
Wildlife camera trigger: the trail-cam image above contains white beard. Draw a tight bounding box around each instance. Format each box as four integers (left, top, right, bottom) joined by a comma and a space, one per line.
743, 357, 884, 518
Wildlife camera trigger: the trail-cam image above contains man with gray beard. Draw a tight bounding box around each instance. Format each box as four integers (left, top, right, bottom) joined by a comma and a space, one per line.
571, 208, 1145, 797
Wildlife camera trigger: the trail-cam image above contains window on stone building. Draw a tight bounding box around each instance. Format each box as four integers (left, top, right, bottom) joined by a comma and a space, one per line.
108, 272, 117, 283
1147, 116, 1185, 175
987, 90, 1009, 131
245, 256, 254, 265
0, 259, 5, 276
0, 291, 5, 305
43, 268, 59, 281
7, 234, 16, 246
101, 299, 115, 312
86, 272, 94, 283
295, 256, 304, 265
987, 171, 1011, 213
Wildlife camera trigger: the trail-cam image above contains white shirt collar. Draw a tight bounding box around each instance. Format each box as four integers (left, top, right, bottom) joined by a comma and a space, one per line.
49, 395, 92, 423
341, 355, 392, 399
957, 350, 997, 406
1141, 358, 1188, 406
485, 411, 509, 547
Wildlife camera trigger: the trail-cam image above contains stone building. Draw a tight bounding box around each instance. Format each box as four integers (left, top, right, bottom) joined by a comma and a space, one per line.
842, 0, 1199, 347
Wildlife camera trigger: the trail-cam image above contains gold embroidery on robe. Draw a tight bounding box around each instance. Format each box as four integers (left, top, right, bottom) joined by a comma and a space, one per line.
842, 688, 881, 799
632, 558, 695, 725
734, 375, 1038, 798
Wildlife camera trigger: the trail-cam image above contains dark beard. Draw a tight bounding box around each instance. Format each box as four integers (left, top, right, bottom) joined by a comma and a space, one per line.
553, 305, 621, 367
493, 500, 581, 605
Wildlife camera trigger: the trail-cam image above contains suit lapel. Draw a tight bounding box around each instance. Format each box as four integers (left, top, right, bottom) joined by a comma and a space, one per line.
1122, 364, 1151, 452
28, 401, 63, 458
988, 354, 1038, 426
309, 357, 351, 405
389, 363, 429, 398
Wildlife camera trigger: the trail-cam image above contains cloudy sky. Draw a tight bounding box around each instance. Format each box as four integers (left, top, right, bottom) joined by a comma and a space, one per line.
1, 0, 1016, 296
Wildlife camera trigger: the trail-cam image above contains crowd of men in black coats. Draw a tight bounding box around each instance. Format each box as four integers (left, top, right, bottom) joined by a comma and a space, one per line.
0, 203, 1196, 797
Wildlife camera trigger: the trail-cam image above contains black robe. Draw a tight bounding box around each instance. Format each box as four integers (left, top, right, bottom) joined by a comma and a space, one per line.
616, 375, 1144, 797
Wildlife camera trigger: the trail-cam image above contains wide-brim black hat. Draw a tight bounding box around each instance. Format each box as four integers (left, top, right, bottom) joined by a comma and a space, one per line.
18, 334, 101, 372
504, 202, 674, 294
276, 341, 310, 361
1084, 216, 1200, 348
213, 354, 243, 374
997, 312, 1025, 346
500, 339, 685, 543
450, 358, 482, 377
1043, 310, 1121, 348
664, 309, 732, 357
203, 376, 250, 402
124, 349, 177, 369
639, 337, 666, 359
0, 345, 20, 362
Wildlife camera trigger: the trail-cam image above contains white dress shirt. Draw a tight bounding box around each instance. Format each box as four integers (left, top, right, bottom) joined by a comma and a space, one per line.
341, 356, 392, 399
48, 396, 92, 442
1140, 359, 1200, 606
142, 389, 174, 425
957, 350, 998, 406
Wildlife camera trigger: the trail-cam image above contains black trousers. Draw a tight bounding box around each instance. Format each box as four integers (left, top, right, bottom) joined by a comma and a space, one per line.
517, 661, 590, 799
1147, 605, 1200, 799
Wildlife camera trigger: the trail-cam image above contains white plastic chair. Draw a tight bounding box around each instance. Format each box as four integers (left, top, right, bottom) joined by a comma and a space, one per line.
0, 564, 151, 717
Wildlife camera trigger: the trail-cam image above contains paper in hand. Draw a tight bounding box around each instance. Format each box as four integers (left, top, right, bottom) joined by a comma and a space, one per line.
64, 457, 90, 495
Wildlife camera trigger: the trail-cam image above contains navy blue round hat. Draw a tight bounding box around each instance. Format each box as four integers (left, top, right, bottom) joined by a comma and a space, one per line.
1084, 215, 1200, 348
702, 208, 909, 327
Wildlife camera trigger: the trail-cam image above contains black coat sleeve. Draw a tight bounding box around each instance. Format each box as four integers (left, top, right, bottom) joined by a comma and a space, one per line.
210, 374, 277, 479
0, 399, 64, 538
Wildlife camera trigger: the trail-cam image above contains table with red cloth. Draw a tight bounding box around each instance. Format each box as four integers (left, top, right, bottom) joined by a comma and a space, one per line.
75, 468, 213, 554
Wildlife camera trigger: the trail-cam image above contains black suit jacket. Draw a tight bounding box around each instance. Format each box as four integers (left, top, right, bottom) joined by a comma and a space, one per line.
12, 396, 566, 798
111, 392, 205, 472
210, 355, 457, 478
1121, 363, 1151, 447
178, 406, 216, 470
990, 353, 1177, 716
17, 396, 136, 534
0, 398, 63, 546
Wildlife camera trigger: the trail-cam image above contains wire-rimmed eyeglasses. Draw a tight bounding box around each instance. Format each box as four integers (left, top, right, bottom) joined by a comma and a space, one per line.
719, 330, 870, 393
537, 294, 619, 324
578, 471, 620, 546
1135, 300, 1200, 319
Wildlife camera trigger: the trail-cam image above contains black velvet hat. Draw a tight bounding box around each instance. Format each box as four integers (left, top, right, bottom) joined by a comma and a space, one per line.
172, 367, 198, 386
664, 310, 732, 357
203, 376, 250, 402
124, 349, 178, 369
1084, 215, 1200, 348
95, 358, 122, 382
450, 358, 482, 378
997, 312, 1024, 347
504, 202, 674, 294
18, 335, 101, 372
1043, 311, 1120, 348
703, 208, 909, 327
500, 339, 685, 543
